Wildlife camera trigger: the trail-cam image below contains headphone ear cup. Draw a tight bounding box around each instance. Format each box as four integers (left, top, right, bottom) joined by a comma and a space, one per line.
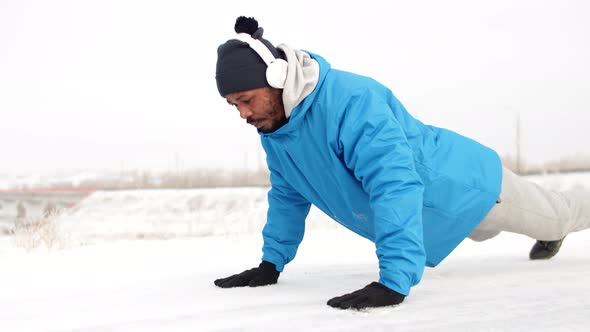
266, 59, 288, 89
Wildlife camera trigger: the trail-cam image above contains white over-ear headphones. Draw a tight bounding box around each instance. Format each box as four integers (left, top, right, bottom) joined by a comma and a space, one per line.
233, 33, 288, 89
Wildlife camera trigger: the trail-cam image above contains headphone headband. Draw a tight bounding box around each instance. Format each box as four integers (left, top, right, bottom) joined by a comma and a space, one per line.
233, 33, 278, 66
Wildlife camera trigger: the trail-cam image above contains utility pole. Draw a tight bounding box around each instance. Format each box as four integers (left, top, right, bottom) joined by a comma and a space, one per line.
516, 113, 522, 174
175, 153, 180, 189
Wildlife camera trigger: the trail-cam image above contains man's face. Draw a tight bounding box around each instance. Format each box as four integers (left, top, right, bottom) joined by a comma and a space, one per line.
225, 87, 287, 134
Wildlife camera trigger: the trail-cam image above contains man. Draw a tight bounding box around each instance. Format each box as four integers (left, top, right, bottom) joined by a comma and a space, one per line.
213, 16, 590, 310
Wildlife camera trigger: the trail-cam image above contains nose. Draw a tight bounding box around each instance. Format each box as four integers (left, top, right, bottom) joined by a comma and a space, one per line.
237, 105, 252, 119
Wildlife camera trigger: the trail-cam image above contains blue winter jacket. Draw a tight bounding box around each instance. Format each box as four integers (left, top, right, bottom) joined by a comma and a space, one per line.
259, 52, 502, 296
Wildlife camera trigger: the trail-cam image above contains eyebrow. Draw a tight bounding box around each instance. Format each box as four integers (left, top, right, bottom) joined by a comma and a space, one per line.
227, 93, 250, 104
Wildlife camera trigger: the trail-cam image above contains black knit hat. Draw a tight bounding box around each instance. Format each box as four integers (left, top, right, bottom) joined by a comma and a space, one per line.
215, 16, 282, 97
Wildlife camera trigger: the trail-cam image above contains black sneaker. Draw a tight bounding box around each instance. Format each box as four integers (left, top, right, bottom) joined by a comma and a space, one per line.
529, 237, 566, 260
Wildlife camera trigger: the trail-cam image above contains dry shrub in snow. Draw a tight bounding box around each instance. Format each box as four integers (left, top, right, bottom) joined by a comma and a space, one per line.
13, 209, 69, 251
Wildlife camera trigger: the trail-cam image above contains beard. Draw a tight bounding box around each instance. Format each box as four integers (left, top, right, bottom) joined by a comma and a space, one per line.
248, 88, 287, 133
254, 113, 288, 133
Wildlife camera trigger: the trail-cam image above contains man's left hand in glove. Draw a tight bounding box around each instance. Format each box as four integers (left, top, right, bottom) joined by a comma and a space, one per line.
327, 282, 405, 310
214, 261, 280, 288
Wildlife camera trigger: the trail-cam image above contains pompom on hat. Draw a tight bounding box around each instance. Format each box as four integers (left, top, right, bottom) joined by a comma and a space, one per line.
215, 16, 283, 97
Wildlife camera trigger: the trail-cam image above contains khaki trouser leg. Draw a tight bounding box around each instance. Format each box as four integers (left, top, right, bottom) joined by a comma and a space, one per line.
469, 167, 590, 242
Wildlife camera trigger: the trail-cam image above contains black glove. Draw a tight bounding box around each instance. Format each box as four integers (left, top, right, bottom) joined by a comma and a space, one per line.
214, 261, 280, 288
327, 282, 405, 310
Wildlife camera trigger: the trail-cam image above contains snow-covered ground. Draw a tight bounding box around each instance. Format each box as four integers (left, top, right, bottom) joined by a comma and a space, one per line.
1, 173, 590, 331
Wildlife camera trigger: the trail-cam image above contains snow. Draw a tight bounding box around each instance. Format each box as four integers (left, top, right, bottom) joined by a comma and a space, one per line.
1, 173, 590, 331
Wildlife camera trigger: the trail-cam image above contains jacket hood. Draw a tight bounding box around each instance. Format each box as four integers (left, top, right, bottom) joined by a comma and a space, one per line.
278, 44, 320, 119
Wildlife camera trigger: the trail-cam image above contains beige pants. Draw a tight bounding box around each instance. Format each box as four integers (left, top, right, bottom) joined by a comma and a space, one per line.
469, 167, 590, 242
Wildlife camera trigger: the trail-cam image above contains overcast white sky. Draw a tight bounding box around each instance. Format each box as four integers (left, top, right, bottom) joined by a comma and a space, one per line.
1, 0, 589, 174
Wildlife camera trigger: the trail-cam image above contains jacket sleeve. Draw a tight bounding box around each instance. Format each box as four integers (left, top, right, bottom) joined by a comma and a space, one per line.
337, 88, 426, 296
261, 161, 312, 272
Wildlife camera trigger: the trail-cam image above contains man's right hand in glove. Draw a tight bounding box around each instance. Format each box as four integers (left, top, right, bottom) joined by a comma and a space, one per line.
214, 261, 280, 288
